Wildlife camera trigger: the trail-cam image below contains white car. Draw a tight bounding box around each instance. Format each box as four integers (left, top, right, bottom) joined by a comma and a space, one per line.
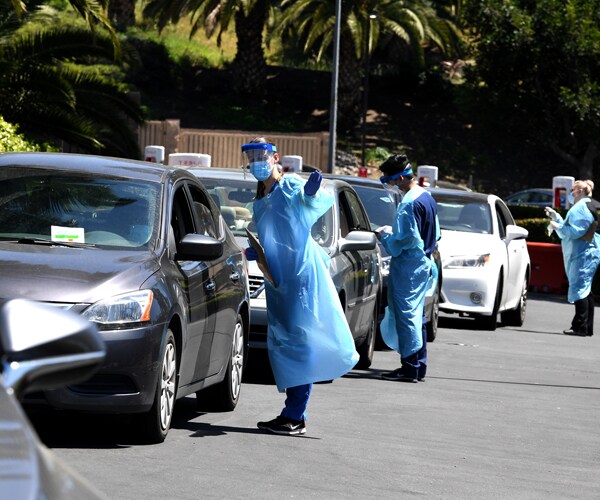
429, 188, 530, 330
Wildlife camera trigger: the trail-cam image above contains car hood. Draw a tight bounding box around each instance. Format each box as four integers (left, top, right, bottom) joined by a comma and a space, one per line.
438, 230, 495, 261
0, 242, 160, 304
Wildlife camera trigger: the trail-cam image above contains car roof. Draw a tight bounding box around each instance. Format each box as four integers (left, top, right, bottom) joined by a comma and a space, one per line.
0, 152, 196, 184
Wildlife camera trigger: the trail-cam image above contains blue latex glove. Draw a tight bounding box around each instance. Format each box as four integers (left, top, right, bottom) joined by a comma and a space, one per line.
245, 246, 258, 261
304, 170, 322, 196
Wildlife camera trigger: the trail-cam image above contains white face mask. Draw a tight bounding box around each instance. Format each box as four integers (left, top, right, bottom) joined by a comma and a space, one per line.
567, 192, 575, 205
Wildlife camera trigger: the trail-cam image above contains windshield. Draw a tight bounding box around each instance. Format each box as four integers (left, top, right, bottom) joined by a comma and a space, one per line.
0, 167, 160, 248
200, 177, 334, 247
350, 184, 397, 230
433, 194, 492, 234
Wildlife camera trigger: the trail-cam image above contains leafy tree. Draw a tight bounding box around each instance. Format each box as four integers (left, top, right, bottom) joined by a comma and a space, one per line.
0, 6, 145, 157
142, 0, 275, 96
274, 0, 463, 131
465, 0, 600, 179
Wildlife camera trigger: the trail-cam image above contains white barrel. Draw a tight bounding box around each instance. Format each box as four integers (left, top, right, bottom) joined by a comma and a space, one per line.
417, 165, 439, 187
144, 145, 165, 164
281, 155, 303, 173
168, 153, 211, 168
552, 176, 574, 208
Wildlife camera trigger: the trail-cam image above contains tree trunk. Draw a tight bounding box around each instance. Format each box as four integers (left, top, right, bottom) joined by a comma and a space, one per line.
579, 143, 598, 180
232, 0, 268, 96
108, 0, 136, 31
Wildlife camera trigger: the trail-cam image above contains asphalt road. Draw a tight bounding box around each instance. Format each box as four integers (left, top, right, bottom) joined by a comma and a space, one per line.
29, 294, 600, 499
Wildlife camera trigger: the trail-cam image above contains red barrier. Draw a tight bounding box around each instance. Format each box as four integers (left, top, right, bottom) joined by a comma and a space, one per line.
527, 242, 568, 295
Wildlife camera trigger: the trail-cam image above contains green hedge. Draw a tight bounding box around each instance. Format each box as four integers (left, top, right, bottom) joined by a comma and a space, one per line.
0, 116, 57, 152
515, 218, 560, 243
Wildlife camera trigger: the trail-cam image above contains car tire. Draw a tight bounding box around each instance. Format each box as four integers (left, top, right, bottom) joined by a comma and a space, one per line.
197, 314, 244, 412
140, 329, 177, 444
501, 276, 528, 327
476, 275, 503, 331
426, 287, 440, 342
355, 304, 377, 369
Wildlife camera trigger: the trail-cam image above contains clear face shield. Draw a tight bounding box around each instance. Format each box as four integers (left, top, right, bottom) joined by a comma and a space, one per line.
380, 172, 403, 204
241, 143, 277, 181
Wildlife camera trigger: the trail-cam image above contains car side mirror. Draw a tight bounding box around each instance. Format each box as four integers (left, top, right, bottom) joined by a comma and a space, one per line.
177, 233, 224, 261
0, 299, 105, 400
339, 230, 377, 252
505, 224, 529, 241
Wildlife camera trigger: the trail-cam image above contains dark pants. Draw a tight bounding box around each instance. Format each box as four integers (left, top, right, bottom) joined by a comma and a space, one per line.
280, 383, 312, 422
571, 293, 595, 336
401, 314, 428, 379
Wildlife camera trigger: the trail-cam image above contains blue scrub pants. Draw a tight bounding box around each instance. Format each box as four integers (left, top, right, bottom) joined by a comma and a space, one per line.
401, 314, 427, 379
280, 383, 312, 422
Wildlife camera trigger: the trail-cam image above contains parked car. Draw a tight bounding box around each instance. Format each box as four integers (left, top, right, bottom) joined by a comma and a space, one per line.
0, 152, 250, 443
504, 188, 600, 211
0, 299, 107, 499
189, 167, 381, 369
429, 188, 530, 330
326, 175, 443, 342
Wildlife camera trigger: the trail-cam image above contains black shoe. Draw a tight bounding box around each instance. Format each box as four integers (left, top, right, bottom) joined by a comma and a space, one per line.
563, 329, 587, 337
417, 377, 426, 382
381, 368, 418, 383
257, 416, 306, 436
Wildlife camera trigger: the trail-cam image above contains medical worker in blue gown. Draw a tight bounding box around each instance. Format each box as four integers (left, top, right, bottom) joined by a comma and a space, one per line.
242, 137, 359, 436
546, 179, 600, 337
376, 154, 440, 383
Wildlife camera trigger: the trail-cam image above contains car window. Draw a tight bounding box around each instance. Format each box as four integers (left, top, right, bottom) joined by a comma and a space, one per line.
187, 184, 218, 238
434, 195, 492, 234
0, 167, 159, 248
350, 184, 397, 230
495, 200, 515, 239
198, 178, 255, 237
340, 189, 370, 231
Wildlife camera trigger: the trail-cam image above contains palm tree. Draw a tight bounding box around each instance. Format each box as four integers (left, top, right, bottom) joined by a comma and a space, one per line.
142, 0, 274, 95
276, 0, 462, 130
0, 8, 144, 157
108, 0, 136, 30
9, 0, 121, 56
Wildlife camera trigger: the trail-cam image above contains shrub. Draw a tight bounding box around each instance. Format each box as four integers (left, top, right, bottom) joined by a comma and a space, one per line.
0, 116, 56, 152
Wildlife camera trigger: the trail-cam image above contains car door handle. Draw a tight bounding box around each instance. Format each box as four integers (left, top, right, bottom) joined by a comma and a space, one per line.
230, 271, 240, 282
204, 280, 216, 292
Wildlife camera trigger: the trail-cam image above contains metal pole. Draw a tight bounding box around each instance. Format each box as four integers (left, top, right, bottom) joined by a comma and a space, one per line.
360, 16, 371, 168
327, 0, 342, 174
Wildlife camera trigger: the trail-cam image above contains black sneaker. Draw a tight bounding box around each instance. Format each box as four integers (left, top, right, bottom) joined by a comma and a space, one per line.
563, 329, 587, 337
381, 368, 418, 383
257, 416, 306, 436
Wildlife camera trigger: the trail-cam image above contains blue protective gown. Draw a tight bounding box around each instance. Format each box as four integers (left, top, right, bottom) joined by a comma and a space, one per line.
553, 198, 600, 303
379, 185, 440, 357
253, 175, 359, 392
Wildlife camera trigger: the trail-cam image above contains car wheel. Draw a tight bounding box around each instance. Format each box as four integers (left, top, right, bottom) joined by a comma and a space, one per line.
426, 287, 440, 342
501, 276, 528, 327
476, 275, 503, 331
197, 314, 244, 411
140, 329, 177, 444
355, 304, 377, 369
